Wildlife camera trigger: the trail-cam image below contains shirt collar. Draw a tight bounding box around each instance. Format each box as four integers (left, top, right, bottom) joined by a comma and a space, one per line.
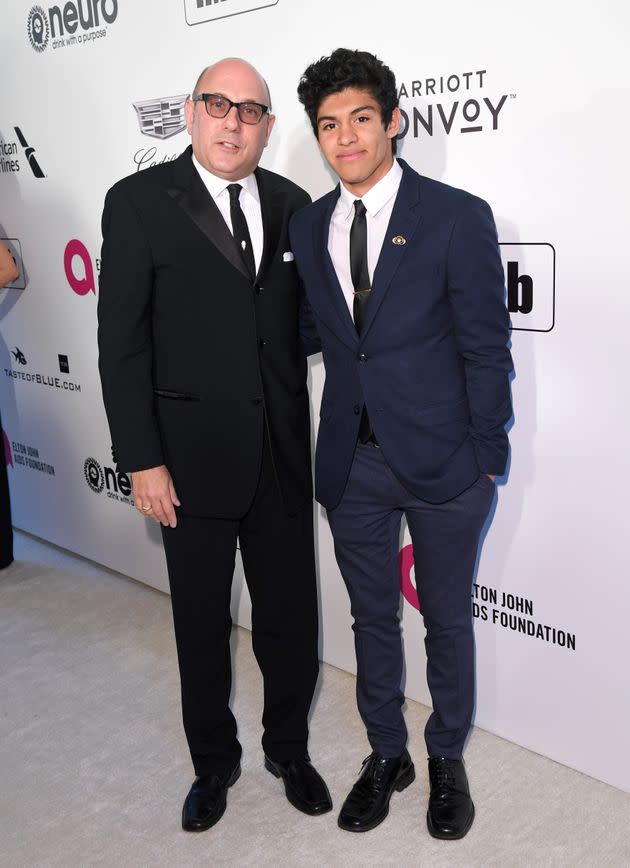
338, 158, 403, 220
192, 154, 259, 203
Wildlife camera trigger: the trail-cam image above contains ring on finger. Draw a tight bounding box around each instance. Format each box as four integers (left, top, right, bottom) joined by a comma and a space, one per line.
141, 505, 152, 512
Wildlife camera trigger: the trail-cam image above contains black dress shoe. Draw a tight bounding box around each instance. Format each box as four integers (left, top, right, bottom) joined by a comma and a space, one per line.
182, 763, 241, 832
427, 756, 475, 839
264, 756, 332, 815
338, 749, 415, 832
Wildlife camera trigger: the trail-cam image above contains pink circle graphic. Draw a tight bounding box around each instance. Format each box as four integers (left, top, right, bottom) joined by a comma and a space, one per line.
399, 543, 421, 611
2, 429, 12, 467
64, 239, 96, 296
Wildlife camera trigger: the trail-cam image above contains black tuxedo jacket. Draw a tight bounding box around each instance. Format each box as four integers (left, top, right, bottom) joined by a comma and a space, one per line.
98, 146, 318, 518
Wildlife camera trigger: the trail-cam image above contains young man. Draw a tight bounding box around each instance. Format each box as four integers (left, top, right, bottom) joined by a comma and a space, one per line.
290, 49, 513, 838
98, 58, 331, 832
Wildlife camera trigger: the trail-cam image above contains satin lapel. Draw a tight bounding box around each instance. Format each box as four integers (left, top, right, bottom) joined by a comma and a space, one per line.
165, 150, 249, 281
255, 168, 281, 282
360, 168, 423, 341
311, 189, 358, 349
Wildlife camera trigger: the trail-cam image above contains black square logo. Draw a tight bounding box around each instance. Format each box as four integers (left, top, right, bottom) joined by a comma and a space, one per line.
58, 354, 69, 374
499, 243, 556, 333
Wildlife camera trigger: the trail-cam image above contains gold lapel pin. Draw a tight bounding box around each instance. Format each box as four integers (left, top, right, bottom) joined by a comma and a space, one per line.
392, 235, 406, 246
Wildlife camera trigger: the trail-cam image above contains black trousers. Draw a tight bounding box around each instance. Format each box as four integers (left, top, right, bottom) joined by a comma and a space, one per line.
0, 411, 13, 569
161, 434, 319, 776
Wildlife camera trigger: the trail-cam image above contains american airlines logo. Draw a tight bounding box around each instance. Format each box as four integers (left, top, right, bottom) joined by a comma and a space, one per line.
184, 0, 279, 26
133, 95, 188, 140
0, 129, 45, 179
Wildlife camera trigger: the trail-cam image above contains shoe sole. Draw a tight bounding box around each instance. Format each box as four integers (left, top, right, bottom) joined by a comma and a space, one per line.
264, 758, 333, 816
338, 762, 416, 833
426, 802, 475, 840
181, 764, 241, 832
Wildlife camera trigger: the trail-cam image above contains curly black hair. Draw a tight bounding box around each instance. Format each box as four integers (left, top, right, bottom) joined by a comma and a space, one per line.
297, 48, 399, 154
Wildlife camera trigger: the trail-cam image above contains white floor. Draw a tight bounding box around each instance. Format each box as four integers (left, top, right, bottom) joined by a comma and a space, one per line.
1, 531, 629, 868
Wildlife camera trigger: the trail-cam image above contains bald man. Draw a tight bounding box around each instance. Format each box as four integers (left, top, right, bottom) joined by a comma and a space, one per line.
98, 59, 330, 831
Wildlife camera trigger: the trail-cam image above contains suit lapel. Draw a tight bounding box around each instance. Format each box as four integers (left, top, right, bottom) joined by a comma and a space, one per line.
255, 167, 281, 282
312, 188, 358, 348
359, 163, 423, 340
165, 147, 250, 281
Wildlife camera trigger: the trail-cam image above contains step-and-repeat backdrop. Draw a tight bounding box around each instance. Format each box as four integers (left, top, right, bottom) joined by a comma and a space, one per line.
2, 1, 628, 792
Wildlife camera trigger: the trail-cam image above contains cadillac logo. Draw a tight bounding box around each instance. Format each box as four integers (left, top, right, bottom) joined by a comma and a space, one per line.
133, 94, 188, 140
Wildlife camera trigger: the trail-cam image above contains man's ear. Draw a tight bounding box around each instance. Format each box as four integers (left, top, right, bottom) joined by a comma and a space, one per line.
264, 113, 276, 147
386, 107, 401, 141
185, 98, 195, 135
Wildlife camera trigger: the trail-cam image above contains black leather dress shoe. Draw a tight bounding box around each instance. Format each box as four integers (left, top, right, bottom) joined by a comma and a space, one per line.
182, 763, 241, 832
338, 749, 415, 832
427, 756, 475, 839
264, 756, 332, 815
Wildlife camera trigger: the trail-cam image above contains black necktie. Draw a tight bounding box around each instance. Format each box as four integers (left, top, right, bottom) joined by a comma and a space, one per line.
227, 183, 256, 280
350, 199, 371, 334
349, 199, 376, 444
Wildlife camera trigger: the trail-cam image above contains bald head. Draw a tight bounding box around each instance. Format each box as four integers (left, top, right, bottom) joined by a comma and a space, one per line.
192, 58, 271, 108
185, 56, 276, 180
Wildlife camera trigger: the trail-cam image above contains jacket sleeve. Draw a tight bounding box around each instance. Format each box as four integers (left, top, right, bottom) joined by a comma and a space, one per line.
289, 208, 322, 357
298, 282, 322, 356
97, 185, 164, 473
446, 197, 513, 475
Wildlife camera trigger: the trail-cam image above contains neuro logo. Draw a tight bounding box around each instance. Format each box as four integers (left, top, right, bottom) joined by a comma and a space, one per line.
14, 128, 45, 178
26, 1, 119, 52
185, 0, 279, 26
83, 453, 133, 503
64, 239, 95, 296
27, 5, 50, 52
133, 95, 188, 140
84, 457, 104, 493
399, 544, 421, 612
2, 429, 12, 467
12, 348, 27, 366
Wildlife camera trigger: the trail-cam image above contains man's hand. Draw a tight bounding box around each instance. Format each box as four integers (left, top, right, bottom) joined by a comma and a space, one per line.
132, 465, 181, 528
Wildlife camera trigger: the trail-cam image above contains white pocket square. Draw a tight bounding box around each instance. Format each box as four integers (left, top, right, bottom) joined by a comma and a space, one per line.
283, 251, 295, 262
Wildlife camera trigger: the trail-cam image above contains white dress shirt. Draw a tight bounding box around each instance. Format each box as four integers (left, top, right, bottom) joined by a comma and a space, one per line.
328, 158, 403, 315
192, 154, 264, 273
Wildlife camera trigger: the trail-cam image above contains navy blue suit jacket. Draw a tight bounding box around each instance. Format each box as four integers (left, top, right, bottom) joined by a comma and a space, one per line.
290, 159, 513, 509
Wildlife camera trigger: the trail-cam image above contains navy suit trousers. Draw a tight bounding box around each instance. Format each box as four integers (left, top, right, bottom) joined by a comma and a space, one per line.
327, 442, 495, 759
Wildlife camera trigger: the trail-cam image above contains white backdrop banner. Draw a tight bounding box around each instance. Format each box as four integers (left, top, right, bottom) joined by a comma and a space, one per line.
2, 0, 629, 793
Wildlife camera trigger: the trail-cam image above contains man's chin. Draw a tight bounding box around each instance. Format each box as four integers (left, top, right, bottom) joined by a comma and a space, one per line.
338, 171, 369, 189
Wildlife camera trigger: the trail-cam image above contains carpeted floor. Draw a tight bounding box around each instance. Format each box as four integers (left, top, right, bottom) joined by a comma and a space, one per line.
1, 531, 628, 868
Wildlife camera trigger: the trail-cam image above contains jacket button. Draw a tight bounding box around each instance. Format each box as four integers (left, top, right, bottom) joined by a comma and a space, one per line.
259, 339, 266, 348
255, 285, 264, 294
353, 404, 361, 415
358, 353, 367, 362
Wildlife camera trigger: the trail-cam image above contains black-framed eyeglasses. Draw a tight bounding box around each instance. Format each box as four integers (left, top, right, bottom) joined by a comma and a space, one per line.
191, 93, 270, 125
